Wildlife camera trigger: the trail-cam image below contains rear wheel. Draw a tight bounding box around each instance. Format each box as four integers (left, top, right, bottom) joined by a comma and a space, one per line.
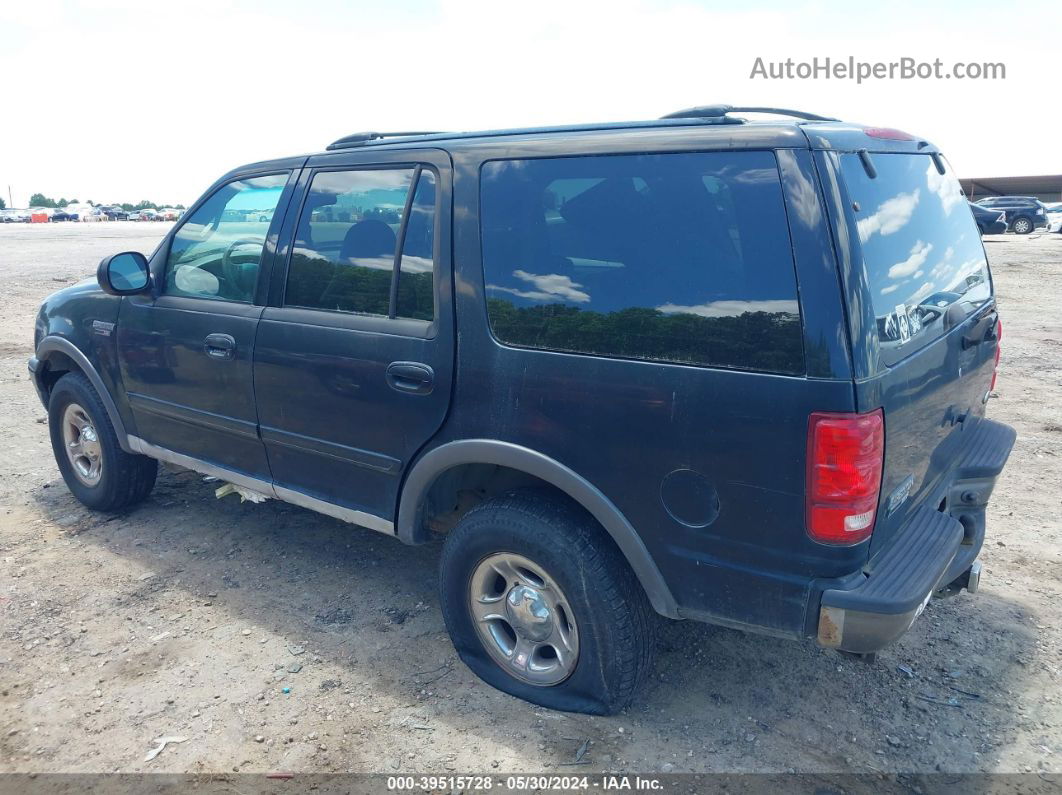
439, 490, 657, 714
48, 373, 157, 511
1011, 216, 1033, 234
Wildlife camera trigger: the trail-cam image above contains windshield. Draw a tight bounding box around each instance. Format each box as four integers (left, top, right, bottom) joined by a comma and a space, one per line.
839, 152, 992, 362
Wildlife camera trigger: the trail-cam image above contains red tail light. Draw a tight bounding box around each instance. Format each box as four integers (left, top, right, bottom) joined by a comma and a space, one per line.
990, 320, 1002, 392
806, 410, 885, 545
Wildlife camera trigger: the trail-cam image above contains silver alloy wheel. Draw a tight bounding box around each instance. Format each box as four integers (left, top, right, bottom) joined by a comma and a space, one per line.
1013, 218, 1032, 233
468, 552, 579, 686
62, 403, 103, 486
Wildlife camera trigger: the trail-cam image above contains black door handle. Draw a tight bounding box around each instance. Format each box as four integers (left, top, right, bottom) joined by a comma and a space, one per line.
386, 361, 434, 395
203, 333, 236, 360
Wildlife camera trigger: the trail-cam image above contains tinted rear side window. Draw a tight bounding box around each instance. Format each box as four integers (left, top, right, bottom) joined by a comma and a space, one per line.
479, 151, 804, 374
285, 168, 436, 320
839, 153, 991, 360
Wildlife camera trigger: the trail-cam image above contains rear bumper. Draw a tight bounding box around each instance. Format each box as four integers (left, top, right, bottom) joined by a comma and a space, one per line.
815, 419, 1016, 654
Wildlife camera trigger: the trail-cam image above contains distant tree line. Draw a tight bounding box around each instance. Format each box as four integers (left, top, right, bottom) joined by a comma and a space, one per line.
285, 253, 434, 321
485, 299, 805, 374
27, 193, 186, 210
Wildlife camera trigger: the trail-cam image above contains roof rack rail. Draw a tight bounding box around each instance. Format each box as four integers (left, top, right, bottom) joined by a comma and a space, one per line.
327, 131, 449, 151
661, 105, 838, 122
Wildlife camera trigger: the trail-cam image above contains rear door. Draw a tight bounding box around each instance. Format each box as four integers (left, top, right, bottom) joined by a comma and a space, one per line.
253, 148, 453, 528
828, 150, 999, 556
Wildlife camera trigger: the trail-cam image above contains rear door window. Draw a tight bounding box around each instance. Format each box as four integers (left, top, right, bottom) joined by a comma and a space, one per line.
839, 153, 991, 361
479, 151, 804, 374
285, 168, 436, 321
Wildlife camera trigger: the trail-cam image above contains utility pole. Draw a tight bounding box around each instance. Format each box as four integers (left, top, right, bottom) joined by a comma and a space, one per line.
7, 185, 11, 209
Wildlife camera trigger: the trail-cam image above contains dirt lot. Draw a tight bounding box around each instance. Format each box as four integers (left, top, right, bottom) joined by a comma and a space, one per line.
0, 222, 1060, 776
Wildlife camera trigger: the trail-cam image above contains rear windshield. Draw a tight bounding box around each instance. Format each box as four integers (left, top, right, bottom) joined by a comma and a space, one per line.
839, 153, 991, 361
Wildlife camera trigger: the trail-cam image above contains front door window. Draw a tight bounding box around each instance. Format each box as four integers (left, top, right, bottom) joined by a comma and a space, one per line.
164, 173, 289, 302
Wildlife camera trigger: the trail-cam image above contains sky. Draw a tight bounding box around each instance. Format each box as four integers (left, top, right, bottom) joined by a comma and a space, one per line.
1, 0, 1059, 208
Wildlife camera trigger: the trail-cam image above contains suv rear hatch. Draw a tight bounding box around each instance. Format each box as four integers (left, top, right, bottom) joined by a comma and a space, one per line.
831, 149, 1001, 558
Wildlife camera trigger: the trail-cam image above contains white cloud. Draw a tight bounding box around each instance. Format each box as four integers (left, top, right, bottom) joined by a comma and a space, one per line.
400, 255, 433, 274
858, 190, 920, 243
909, 281, 937, 304
925, 159, 965, 215
888, 240, 933, 279
488, 270, 590, 303
311, 170, 412, 195
656, 299, 799, 318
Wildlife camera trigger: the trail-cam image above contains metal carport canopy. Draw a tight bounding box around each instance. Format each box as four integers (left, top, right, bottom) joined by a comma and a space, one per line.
960, 174, 1062, 202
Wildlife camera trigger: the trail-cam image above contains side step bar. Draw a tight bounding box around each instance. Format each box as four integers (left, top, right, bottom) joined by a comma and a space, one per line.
127, 435, 394, 536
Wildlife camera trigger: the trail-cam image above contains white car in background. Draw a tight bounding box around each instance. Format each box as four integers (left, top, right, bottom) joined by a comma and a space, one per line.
1045, 202, 1062, 233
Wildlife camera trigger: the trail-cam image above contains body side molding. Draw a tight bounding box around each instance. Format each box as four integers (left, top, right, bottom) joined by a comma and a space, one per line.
35, 335, 134, 453
128, 435, 395, 535
397, 439, 680, 618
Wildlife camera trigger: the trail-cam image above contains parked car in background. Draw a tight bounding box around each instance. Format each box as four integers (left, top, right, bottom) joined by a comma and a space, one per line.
969, 202, 1007, 235
29, 106, 1014, 715
974, 196, 1048, 234
101, 206, 129, 221
1045, 202, 1062, 233
139, 209, 160, 221
50, 209, 76, 222
127, 210, 144, 222
65, 204, 94, 221
158, 207, 183, 221
5, 209, 32, 223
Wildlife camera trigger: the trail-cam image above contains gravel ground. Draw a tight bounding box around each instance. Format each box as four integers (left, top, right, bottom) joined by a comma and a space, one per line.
0, 222, 1059, 776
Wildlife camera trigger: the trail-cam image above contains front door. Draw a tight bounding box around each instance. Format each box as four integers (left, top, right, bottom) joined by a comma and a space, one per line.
117, 170, 296, 479
253, 149, 454, 528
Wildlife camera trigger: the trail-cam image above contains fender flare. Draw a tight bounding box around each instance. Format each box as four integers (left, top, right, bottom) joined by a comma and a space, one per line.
398, 439, 679, 618
35, 336, 134, 453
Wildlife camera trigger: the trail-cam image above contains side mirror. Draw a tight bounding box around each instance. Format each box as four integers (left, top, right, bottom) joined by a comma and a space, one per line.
97, 251, 150, 295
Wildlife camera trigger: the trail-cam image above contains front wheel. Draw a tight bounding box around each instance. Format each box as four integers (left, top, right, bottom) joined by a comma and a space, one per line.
1011, 216, 1034, 234
48, 373, 158, 511
439, 490, 657, 714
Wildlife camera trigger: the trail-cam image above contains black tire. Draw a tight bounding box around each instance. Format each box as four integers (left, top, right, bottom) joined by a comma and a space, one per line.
48, 372, 157, 511
1011, 216, 1033, 234
439, 489, 657, 714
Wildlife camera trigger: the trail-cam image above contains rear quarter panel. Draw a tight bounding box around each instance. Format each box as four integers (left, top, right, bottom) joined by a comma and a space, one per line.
435, 132, 862, 637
